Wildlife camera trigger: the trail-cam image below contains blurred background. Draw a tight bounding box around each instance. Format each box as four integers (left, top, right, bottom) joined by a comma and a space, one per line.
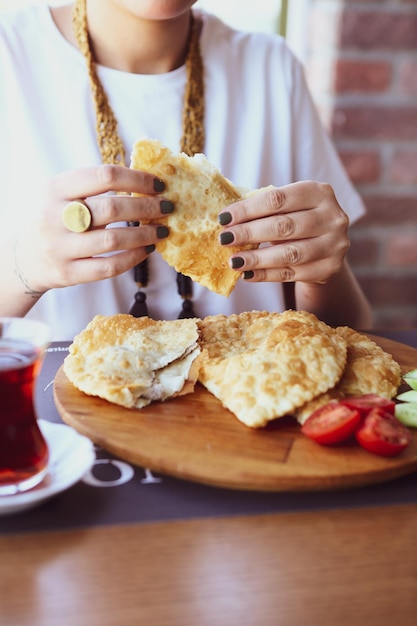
1, 0, 416, 329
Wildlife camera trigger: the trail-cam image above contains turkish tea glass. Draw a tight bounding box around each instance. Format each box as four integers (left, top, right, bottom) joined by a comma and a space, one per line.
0, 317, 51, 495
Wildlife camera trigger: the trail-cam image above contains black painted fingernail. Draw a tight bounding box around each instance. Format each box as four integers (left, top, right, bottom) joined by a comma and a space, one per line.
231, 257, 244, 269
243, 270, 254, 280
220, 231, 235, 245
160, 200, 174, 214
218, 212, 232, 226
145, 244, 156, 254
154, 178, 165, 192
157, 225, 169, 239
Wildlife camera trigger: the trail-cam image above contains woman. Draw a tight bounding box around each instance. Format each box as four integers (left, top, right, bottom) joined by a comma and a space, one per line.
0, 0, 372, 340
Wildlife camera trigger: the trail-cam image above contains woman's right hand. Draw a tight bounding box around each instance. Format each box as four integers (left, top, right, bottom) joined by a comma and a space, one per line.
13, 164, 171, 295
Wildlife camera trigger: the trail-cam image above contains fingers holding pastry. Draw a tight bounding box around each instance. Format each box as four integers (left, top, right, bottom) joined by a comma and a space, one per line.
14, 165, 172, 295
15, 214, 163, 295
228, 231, 349, 284
58, 245, 157, 286
54, 165, 173, 232
51, 163, 165, 200
219, 181, 343, 224
62, 194, 174, 232
61, 221, 167, 260
220, 181, 350, 285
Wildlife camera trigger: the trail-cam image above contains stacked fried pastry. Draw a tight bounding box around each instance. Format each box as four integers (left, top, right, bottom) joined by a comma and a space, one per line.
294, 325, 402, 425
63, 315, 201, 409
63, 310, 402, 429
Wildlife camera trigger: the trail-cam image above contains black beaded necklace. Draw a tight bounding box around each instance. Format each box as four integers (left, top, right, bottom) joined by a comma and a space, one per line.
72, 0, 204, 319
130, 249, 195, 319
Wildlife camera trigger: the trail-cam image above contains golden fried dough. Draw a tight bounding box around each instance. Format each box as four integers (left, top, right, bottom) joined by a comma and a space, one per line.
295, 327, 402, 424
130, 138, 257, 297
335, 327, 402, 396
64, 312, 401, 432
63, 314, 201, 409
197, 310, 347, 428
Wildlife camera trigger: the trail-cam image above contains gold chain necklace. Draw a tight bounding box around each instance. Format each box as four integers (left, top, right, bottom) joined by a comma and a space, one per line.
72, 0, 205, 318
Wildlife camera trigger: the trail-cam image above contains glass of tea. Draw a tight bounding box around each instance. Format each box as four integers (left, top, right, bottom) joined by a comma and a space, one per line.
0, 317, 51, 495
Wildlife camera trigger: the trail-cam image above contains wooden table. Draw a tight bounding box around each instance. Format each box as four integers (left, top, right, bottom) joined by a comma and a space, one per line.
1, 329, 417, 626
1, 504, 417, 626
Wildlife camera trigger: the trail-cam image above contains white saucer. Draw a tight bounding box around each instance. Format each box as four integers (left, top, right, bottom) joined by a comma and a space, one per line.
0, 420, 95, 516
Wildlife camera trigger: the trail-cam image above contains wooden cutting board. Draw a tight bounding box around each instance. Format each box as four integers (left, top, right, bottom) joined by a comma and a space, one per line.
53, 334, 417, 492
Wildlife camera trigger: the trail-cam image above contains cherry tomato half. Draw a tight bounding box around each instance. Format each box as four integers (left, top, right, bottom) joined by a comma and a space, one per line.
355, 408, 411, 457
342, 394, 395, 418
301, 402, 361, 446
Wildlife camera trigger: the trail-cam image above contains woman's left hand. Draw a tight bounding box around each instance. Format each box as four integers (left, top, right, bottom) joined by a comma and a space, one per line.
218, 181, 350, 284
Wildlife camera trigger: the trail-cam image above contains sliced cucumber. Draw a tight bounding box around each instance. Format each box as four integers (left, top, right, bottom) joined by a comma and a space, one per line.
395, 402, 417, 427
396, 390, 417, 403
403, 368, 417, 390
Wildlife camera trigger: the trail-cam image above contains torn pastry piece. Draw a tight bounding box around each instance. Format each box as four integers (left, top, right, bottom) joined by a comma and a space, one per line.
197, 310, 347, 428
130, 138, 258, 297
295, 327, 402, 424
63, 314, 201, 409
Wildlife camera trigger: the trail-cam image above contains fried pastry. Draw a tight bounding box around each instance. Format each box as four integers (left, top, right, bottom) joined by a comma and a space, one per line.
197, 310, 347, 428
295, 326, 402, 424
63, 311, 401, 433
130, 138, 258, 297
63, 314, 201, 409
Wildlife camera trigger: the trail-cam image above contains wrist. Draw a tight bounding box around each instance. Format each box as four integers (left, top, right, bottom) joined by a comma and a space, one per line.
13, 238, 48, 298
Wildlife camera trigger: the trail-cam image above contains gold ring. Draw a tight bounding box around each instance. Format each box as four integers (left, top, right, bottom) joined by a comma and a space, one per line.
62, 200, 92, 233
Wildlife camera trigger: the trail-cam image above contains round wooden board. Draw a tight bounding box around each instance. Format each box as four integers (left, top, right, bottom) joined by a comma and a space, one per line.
53, 334, 417, 492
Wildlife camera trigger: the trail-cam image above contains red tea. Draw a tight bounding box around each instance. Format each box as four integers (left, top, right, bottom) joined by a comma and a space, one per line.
0, 339, 49, 493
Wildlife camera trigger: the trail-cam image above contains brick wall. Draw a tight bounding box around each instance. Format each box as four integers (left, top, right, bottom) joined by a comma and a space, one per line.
305, 0, 417, 329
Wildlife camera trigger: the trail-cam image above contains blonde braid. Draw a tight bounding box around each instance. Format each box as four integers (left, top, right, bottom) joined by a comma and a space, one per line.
181, 14, 205, 156
72, 0, 126, 165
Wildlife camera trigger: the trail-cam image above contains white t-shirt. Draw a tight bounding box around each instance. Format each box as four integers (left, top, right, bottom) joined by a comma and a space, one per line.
0, 4, 365, 340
